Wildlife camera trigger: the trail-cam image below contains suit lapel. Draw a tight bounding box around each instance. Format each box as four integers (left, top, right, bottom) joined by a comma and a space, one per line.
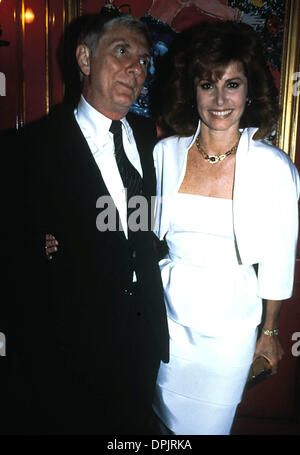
45, 104, 128, 242
54, 107, 157, 201
60, 107, 111, 199
47, 106, 156, 238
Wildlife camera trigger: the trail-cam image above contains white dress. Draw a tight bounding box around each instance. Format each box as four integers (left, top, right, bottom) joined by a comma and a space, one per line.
153, 193, 262, 435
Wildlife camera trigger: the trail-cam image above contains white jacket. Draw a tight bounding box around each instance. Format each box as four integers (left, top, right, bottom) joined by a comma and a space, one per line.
153, 124, 300, 300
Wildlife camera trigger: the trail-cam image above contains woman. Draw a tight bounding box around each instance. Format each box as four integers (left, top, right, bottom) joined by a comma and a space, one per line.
152, 21, 299, 435
130, 0, 264, 117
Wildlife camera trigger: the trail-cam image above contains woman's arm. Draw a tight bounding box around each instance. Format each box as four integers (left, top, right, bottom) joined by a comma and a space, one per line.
253, 299, 284, 374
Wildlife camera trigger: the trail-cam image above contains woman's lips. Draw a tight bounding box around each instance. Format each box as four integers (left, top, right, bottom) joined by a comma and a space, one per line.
208, 109, 233, 118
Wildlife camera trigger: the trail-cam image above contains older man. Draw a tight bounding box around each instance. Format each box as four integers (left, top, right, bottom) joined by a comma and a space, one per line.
14, 11, 168, 435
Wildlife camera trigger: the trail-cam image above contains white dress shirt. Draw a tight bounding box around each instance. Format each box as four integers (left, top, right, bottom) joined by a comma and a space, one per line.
74, 95, 143, 239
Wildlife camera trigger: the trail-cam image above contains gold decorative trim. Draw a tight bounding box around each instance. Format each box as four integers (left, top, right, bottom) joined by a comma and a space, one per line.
45, 1, 82, 114
45, 0, 50, 114
64, 0, 82, 25
276, 0, 300, 163
18, 0, 26, 127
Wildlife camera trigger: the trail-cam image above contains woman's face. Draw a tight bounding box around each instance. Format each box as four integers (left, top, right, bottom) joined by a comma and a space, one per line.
196, 60, 248, 134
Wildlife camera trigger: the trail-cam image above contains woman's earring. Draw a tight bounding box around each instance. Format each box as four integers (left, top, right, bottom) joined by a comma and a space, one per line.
246, 98, 252, 106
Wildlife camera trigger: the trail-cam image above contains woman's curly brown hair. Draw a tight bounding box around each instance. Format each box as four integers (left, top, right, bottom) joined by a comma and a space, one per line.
161, 21, 279, 139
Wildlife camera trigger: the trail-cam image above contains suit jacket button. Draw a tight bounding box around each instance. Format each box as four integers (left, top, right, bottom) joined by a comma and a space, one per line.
124, 289, 133, 296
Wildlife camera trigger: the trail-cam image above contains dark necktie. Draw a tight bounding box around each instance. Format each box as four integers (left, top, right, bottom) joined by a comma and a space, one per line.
109, 120, 142, 205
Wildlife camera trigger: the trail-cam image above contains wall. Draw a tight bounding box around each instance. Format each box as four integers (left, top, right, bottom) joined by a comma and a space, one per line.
0, 0, 65, 130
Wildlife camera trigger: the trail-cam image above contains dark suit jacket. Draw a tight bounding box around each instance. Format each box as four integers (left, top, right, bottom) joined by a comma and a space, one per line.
9, 103, 169, 434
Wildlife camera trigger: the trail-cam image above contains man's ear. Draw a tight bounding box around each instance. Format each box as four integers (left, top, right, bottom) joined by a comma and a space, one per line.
76, 44, 91, 76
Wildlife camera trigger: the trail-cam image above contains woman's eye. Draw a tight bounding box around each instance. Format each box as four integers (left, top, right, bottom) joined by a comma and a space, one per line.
117, 47, 126, 55
228, 81, 239, 89
200, 82, 213, 90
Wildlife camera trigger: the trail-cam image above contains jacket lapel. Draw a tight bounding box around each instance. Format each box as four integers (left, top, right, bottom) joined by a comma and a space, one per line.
45, 104, 128, 242
60, 106, 111, 199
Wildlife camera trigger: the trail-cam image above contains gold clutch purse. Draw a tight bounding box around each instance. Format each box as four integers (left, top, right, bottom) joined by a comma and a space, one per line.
246, 356, 272, 389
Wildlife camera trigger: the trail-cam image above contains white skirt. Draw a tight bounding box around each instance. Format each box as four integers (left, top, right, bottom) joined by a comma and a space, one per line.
153, 194, 262, 435
153, 319, 258, 435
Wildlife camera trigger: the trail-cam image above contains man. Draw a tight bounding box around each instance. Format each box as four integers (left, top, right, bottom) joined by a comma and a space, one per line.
14, 11, 169, 434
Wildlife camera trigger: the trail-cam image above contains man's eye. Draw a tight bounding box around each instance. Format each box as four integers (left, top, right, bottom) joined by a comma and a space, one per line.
140, 58, 149, 67
117, 47, 126, 55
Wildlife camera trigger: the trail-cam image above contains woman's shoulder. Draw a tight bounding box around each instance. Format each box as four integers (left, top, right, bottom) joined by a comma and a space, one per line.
156, 134, 186, 146
154, 134, 192, 155
245, 128, 296, 170
244, 129, 299, 191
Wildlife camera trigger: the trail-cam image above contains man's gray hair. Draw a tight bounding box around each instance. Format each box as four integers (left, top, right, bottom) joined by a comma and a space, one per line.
82, 14, 152, 56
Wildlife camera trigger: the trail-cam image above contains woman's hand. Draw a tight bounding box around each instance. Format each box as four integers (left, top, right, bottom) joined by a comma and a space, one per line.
45, 233, 58, 260
253, 299, 284, 374
253, 332, 284, 374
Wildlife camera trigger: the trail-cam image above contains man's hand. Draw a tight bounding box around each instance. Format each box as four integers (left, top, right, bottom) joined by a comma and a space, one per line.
45, 233, 58, 260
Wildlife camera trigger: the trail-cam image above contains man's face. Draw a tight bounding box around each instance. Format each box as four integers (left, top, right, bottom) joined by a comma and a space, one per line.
77, 23, 150, 119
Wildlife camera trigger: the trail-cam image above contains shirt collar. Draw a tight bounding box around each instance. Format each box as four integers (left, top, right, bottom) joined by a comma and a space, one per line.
75, 95, 134, 143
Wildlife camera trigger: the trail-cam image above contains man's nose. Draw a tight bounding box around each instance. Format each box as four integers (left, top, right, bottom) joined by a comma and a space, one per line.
127, 56, 144, 76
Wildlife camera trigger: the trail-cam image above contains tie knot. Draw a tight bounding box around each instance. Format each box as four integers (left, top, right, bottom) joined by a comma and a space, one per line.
109, 120, 122, 135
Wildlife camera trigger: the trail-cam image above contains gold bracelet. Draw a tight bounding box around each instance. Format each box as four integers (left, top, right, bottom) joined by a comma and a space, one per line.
262, 328, 279, 336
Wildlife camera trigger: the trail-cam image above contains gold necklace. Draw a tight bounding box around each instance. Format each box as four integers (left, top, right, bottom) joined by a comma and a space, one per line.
195, 134, 240, 164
